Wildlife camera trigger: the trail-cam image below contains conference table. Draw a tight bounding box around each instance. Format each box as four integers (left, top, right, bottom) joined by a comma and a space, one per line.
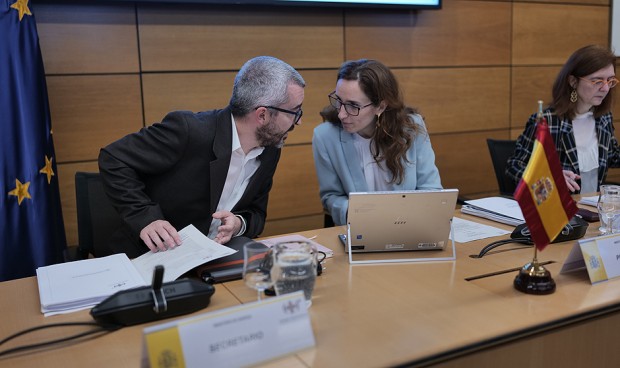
2, 206, 620, 367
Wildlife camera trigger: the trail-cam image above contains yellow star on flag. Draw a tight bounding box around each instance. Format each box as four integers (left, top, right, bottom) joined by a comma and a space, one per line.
8, 179, 32, 205
10, 0, 32, 21
39, 155, 55, 184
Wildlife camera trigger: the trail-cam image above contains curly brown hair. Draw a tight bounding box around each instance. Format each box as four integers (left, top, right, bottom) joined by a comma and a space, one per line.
335, 59, 422, 185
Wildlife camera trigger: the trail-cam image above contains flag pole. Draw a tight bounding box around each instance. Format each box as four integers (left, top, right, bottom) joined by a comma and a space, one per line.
513, 100, 558, 295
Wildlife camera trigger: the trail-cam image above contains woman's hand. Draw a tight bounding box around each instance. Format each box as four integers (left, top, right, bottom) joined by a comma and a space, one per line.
563, 170, 581, 192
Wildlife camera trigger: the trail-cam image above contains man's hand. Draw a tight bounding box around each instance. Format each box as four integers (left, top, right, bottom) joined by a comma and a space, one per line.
212, 211, 241, 244
563, 170, 581, 193
139, 220, 182, 253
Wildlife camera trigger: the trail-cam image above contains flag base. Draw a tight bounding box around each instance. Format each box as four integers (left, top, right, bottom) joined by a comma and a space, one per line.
513, 261, 556, 295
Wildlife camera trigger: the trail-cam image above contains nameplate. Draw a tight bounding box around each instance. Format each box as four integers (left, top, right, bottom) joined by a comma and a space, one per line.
560, 233, 620, 283
141, 291, 314, 368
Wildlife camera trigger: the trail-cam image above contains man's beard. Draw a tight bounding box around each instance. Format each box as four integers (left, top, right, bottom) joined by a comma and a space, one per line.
256, 117, 290, 148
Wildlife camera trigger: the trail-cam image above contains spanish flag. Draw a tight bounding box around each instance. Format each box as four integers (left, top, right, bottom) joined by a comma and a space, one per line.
513, 118, 578, 251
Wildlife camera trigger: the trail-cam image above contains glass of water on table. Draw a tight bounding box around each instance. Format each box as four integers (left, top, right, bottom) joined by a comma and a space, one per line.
243, 242, 274, 302
597, 185, 620, 234
270, 240, 318, 307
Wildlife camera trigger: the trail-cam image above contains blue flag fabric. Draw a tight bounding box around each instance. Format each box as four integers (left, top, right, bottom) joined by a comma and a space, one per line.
1, 1, 67, 281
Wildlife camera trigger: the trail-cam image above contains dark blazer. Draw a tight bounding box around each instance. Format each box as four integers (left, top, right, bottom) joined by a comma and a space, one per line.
98, 107, 281, 258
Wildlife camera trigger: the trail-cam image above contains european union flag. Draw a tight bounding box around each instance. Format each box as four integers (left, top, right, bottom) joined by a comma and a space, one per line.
1, 1, 67, 281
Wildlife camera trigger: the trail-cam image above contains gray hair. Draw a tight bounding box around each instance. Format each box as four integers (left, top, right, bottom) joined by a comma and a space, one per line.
229, 56, 305, 117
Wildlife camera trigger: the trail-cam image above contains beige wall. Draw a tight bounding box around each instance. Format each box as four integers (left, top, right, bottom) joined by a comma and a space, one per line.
35, 0, 617, 247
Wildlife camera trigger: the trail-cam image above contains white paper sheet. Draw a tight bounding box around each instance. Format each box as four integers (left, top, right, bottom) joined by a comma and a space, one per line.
450, 217, 511, 243
578, 195, 598, 208
131, 224, 237, 283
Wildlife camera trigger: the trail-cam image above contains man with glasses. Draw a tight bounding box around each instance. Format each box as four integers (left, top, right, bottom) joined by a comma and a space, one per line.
98, 56, 305, 258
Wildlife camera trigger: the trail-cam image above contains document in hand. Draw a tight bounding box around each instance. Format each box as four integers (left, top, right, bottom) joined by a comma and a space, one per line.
36, 225, 235, 316
460, 197, 525, 226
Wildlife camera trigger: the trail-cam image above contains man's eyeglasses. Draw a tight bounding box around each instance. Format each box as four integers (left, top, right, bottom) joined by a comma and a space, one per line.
579, 77, 619, 89
259, 106, 303, 125
328, 92, 373, 116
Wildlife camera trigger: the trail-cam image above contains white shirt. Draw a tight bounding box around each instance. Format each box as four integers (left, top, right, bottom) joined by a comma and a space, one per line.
572, 111, 598, 193
352, 133, 393, 191
208, 116, 264, 238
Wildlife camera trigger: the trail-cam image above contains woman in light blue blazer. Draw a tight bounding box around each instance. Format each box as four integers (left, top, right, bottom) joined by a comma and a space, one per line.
312, 59, 442, 226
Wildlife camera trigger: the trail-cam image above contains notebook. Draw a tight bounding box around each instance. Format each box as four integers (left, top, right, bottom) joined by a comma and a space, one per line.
344, 189, 458, 253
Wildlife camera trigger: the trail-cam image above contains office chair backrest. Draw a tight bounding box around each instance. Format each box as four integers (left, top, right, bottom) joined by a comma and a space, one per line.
486, 139, 518, 197
75, 172, 123, 259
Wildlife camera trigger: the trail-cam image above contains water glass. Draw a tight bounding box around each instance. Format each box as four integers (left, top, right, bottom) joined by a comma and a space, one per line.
270, 240, 318, 307
597, 185, 620, 234
242, 243, 273, 301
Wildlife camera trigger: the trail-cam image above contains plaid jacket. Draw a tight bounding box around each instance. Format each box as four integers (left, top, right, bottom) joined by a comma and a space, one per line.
506, 108, 620, 193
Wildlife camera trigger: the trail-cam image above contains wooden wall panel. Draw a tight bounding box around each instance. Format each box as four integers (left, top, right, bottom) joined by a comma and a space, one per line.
267, 145, 322, 220
47, 75, 144, 163
142, 72, 236, 124
517, 0, 608, 5
607, 168, 620, 183
263, 214, 325, 237
137, 4, 344, 71
433, 131, 509, 196
395, 67, 510, 134
512, 3, 609, 65
511, 66, 561, 128
510, 128, 523, 140
295, 70, 340, 144
36, 3, 139, 74
345, 1, 511, 67
57, 162, 100, 247
142, 70, 336, 144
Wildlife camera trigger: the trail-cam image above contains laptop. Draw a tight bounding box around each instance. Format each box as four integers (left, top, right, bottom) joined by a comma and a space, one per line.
344, 189, 458, 253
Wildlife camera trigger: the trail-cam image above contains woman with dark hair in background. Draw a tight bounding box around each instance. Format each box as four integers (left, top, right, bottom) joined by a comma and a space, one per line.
507, 44, 620, 194
312, 59, 442, 226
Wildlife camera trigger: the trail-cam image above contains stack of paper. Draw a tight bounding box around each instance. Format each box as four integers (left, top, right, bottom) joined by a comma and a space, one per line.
578, 195, 598, 208
37, 253, 146, 316
460, 197, 525, 226
36, 225, 236, 316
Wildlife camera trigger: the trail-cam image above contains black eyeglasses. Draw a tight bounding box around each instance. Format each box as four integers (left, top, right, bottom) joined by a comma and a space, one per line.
258, 106, 303, 125
328, 92, 373, 116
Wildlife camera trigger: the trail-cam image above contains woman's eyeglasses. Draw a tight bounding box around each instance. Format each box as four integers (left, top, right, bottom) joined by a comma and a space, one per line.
578, 77, 619, 89
328, 92, 373, 116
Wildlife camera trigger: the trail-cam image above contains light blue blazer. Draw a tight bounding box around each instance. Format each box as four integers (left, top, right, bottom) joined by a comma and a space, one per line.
312, 114, 442, 226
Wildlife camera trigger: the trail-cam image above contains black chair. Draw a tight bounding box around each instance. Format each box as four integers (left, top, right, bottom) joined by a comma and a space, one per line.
324, 210, 335, 228
74, 172, 123, 260
486, 139, 518, 197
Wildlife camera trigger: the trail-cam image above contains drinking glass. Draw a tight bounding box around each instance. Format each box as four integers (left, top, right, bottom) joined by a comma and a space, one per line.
270, 240, 318, 307
597, 185, 620, 234
242, 242, 273, 301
